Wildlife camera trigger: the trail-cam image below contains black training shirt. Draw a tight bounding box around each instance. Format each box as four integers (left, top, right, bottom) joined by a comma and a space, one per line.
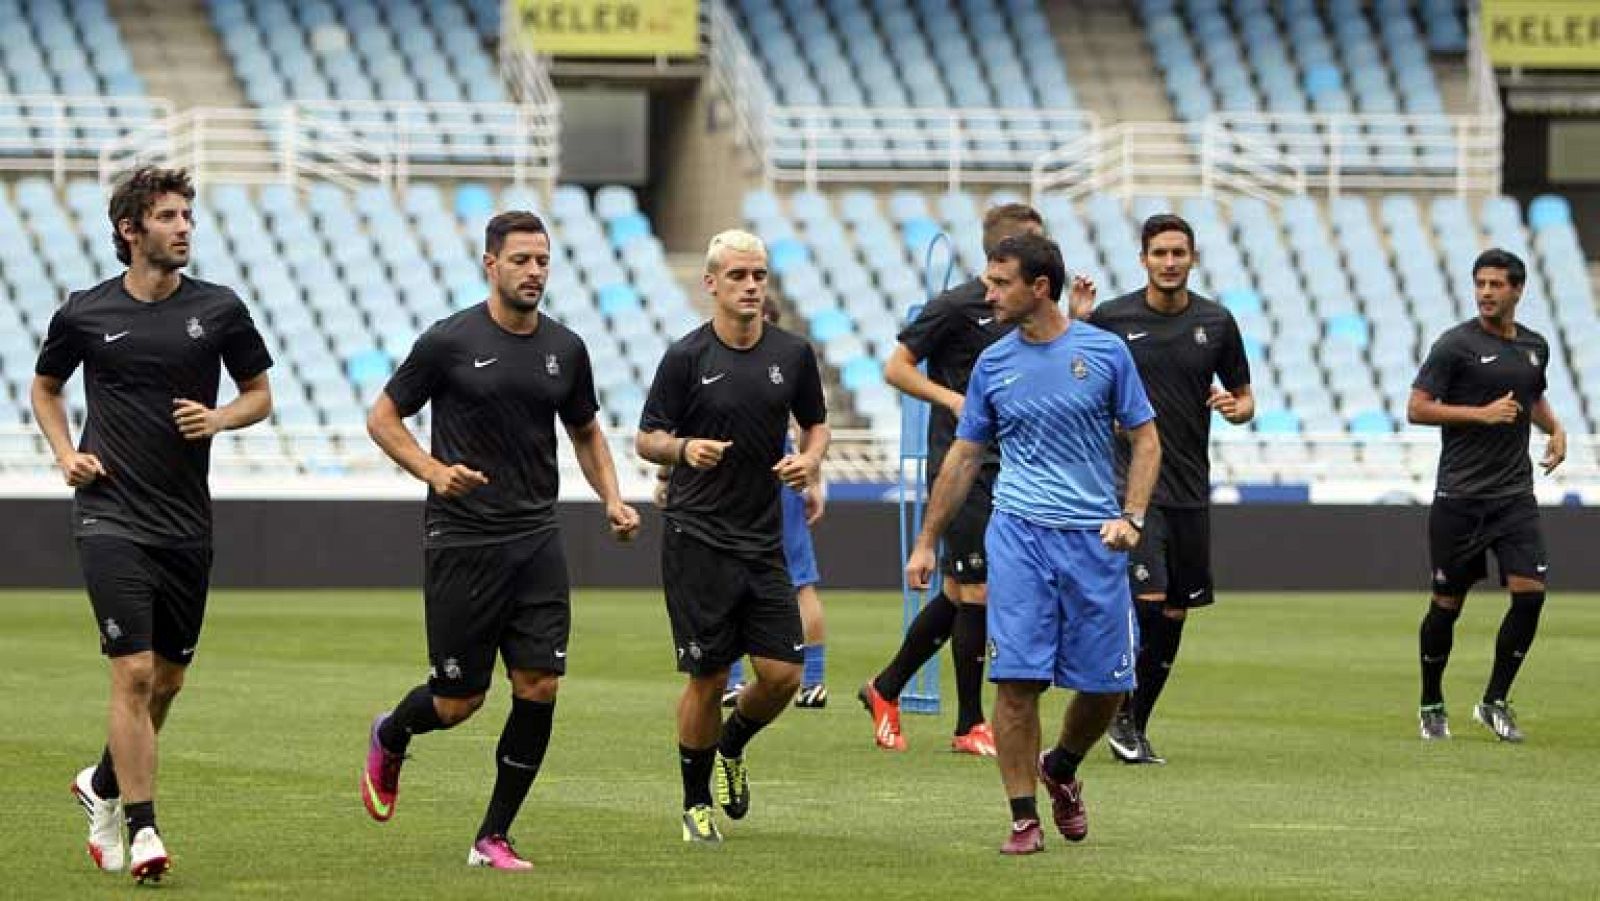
35, 275, 273, 548
385, 304, 599, 547
1089, 290, 1251, 508
640, 322, 827, 557
1413, 319, 1549, 499
896, 278, 1010, 481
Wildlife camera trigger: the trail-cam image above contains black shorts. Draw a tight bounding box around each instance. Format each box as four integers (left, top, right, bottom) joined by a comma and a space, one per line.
424, 529, 571, 698
1126, 505, 1214, 608
940, 471, 994, 585
1429, 494, 1546, 596
78, 536, 212, 665
662, 523, 803, 676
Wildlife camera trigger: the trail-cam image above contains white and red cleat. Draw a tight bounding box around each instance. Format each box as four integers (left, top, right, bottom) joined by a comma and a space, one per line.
70, 766, 125, 872
128, 827, 170, 884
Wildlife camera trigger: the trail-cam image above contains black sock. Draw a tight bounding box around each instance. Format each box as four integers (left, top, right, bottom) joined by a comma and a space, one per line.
381, 684, 447, 754
1009, 796, 1039, 822
951, 602, 988, 734
477, 698, 555, 840
91, 746, 119, 799
718, 708, 770, 759
1419, 600, 1461, 707
1484, 591, 1544, 704
125, 800, 156, 842
679, 744, 716, 809
1132, 602, 1184, 732
874, 592, 957, 700
1043, 746, 1085, 784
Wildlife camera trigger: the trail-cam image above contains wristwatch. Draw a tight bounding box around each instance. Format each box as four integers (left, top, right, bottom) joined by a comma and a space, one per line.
1123, 512, 1145, 532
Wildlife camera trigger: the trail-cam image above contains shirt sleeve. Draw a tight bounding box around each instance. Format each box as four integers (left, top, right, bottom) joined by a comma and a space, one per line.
954, 357, 996, 443
790, 342, 827, 429
639, 343, 691, 434
1412, 334, 1456, 399
219, 296, 274, 382
1112, 340, 1157, 429
895, 293, 951, 362
1216, 311, 1252, 391
559, 339, 600, 427
384, 326, 444, 418
34, 299, 83, 380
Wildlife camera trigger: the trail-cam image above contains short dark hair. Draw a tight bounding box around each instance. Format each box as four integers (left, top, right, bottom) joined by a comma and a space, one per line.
982, 202, 1045, 255
988, 233, 1066, 301
484, 210, 548, 256
1472, 248, 1526, 287
1140, 213, 1195, 254
108, 166, 194, 265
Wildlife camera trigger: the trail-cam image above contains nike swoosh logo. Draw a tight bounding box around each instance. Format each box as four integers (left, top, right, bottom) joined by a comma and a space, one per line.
1536, 564, 1548, 572
554, 649, 567, 658
976, 317, 995, 326
1000, 374, 1021, 386
500, 755, 538, 771
701, 373, 726, 385
1479, 355, 1498, 364
363, 772, 392, 817
792, 644, 805, 652
1127, 332, 1148, 341
104, 331, 129, 343
1188, 589, 1205, 600
474, 358, 497, 368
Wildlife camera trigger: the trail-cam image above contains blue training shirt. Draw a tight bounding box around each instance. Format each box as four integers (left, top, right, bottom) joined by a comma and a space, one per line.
956, 321, 1155, 529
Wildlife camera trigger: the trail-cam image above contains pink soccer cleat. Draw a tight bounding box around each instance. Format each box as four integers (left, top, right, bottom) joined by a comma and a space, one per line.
361, 714, 405, 822
468, 835, 534, 870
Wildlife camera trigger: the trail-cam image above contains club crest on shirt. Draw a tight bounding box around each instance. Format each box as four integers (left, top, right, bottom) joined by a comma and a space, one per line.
1193, 326, 1208, 345
1071, 356, 1088, 380
545, 353, 559, 376
186, 316, 204, 339
769, 364, 783, 385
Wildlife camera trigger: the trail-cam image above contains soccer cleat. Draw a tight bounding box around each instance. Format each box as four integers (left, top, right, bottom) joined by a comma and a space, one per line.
1419, 704, 1451, 741
1473, 700, 1524, 743
1000, 818, 1045, 855
681, 804, 723, 843
467, 834, 534, 870
1037, 755, 1089, 842
720, 684, 743, 708
361, 713, 406, 822
951, 722, 997, 757
857, 682, 906, 751
1136, 733, 1167, 765
1106, 709, 1142, 763
71, 766, 125, 872
794, 684, 828, 708
714, 753, 750, 820
127, 828, 169, 884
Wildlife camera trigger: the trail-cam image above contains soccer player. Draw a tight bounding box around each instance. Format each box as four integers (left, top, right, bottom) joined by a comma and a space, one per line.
1408, 248, 1565, 743
636, 230, 829, 843
1084, 214, 1254, 764
863, 203, 1047, 757
908, 233, 1158, 854
722, 301, 829, 709
359, 211, 640, 870
34, 166, 275, 883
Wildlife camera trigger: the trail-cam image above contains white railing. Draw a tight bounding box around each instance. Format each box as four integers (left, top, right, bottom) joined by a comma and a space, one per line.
91, 101, 560, 191
0, 95, 174, 182
3, 426, 1595, 503
1032, 121, 1307, 207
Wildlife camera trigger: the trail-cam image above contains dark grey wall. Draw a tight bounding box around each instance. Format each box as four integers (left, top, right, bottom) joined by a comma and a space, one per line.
3, 500, 1597, 591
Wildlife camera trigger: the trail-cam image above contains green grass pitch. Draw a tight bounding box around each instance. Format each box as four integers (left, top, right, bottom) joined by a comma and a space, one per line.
3, 589, 1597, 899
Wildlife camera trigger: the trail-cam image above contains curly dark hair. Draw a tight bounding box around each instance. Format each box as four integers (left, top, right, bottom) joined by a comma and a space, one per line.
108, 166, 195, 265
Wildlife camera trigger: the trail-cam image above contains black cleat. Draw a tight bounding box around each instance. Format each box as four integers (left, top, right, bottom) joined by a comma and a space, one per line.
1106, 710, 1141, 763
1473, 701, 1523, 743
794, 684, 828, 708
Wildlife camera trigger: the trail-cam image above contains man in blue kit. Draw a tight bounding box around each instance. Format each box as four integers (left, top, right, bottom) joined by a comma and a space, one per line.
907, 233, 1160, 855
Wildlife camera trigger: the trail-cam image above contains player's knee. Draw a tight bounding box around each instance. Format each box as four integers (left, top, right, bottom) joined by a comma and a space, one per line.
435, 693, 485, 726
1430, 594, 1465, 613
111, 656, 157, 700
1162, 605, 1188, 622
1509, 590, 1545, 614
510, 671, 560, 702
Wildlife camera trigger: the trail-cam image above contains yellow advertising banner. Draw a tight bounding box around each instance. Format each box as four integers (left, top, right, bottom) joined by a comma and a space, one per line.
509, 0, 700, 58
1483, 0, 1600, 68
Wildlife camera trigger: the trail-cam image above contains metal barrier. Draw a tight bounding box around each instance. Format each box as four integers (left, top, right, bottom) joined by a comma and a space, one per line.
0, 95, 174, 182
1032, 121, 1308, 206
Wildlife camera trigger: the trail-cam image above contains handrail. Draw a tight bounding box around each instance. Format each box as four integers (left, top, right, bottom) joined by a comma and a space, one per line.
0, 95, 174, 183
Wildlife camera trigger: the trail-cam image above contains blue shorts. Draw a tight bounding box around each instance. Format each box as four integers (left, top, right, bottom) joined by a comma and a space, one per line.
985, 510, 1138, 693
781, 486, 820, 588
